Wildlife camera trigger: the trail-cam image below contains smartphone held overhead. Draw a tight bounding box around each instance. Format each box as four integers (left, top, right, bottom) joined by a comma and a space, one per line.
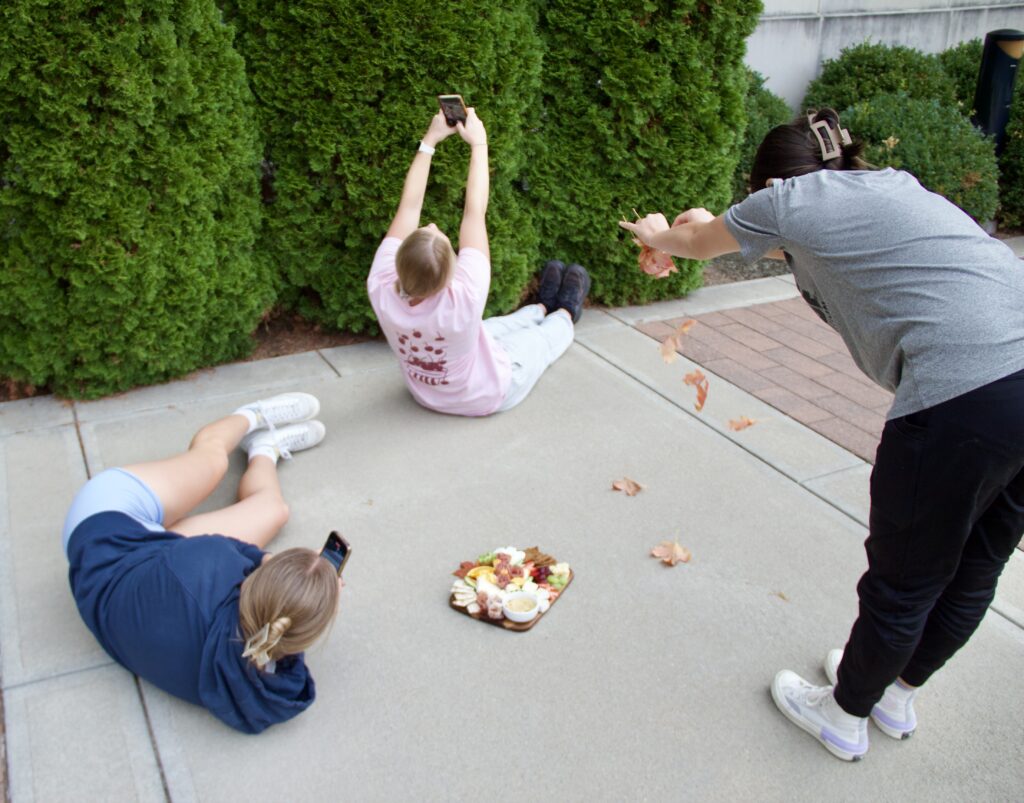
438, 94, 467, 126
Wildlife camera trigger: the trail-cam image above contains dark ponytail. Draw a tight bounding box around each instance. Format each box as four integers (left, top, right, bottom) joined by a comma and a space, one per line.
749, 108, 867, 195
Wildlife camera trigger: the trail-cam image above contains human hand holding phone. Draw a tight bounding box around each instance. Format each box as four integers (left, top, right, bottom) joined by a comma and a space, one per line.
456, 107, 487, 147
423, 110, 457, 149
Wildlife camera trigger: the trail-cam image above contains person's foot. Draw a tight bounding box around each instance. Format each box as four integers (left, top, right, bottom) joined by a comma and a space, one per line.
555, 263, 591, 323
825, 649, 917, 740
242, 421, 326, 462
235, 392, 320, 431
537, 259, 566, 313
771, 670, 868, 762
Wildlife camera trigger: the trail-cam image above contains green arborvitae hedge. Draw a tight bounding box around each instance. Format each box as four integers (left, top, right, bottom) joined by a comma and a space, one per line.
803, 42, 957, 112
0, 0, 267, 398
843, 93, 999, 223
733, 68, 791, 204
225, 0, 543, 332
526, 0, 761, 306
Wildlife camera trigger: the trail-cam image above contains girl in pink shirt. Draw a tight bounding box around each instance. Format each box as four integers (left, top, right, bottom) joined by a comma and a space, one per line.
367, 107, 590, 416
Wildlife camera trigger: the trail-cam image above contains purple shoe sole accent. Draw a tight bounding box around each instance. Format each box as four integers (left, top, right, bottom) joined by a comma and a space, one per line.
871, 707, 915, 738
821, 728, 868, 757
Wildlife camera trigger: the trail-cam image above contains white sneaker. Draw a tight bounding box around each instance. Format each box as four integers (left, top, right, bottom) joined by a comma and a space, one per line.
771, 670, 869, 761
241, 421, 326, 461
236, 392, 320, 430
825, 649, 917, 740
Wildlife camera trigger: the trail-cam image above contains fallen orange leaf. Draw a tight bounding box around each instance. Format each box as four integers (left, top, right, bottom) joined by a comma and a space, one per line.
683, 369, 709, 412
658, 320, 697, 364
612, 477, 644, 496
660, 336, 679, 364
728, 416, 756, 431
683, 369, 705, 386
650, 541, 692, 566
694, 381, 708, 412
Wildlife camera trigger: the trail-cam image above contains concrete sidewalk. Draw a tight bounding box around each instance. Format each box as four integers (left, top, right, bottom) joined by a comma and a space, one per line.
2, 276, 1023, 802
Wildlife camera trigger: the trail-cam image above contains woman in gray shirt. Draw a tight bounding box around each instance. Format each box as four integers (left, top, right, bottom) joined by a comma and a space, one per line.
621, 109, 1024, 762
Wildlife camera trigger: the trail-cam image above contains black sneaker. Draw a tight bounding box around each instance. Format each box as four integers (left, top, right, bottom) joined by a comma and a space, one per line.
537, 259, 565, 313
556, 263, 591, 323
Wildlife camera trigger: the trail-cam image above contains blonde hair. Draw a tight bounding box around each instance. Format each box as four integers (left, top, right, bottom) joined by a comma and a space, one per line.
239, 548, 339, 669
395, 227, 456, 299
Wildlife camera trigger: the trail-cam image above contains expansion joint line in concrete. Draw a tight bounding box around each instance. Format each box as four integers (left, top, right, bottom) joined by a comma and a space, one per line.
315, 349, 343, 379
134, 675, 172, 803
71, 404, 93, 480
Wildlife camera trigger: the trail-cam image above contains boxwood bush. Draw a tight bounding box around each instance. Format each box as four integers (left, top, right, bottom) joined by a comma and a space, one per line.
938, 38, 984, 115
999, 93, 1024, 227
526, 0, 761, 306
734, 68, 791, 203
843, 93, 999, 222
0, 0, 267, 398
803, 42, 957, 112
940, 38, 1024, 227
224, 0, 543, 331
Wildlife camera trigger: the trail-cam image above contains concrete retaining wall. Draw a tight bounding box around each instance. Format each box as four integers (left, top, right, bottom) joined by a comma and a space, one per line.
747, 2, 1024, 108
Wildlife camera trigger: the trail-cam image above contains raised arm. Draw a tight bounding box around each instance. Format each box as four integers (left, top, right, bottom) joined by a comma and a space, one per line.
455, 108, 489, 260
386, 111, 456, 240
619, 208, 740, 261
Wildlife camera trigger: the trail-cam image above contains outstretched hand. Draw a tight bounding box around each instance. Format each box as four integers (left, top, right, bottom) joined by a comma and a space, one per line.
423, 110, 457, 148
672, 207, 715, 228
456, 108, 487, 147
618, 212, 669, 246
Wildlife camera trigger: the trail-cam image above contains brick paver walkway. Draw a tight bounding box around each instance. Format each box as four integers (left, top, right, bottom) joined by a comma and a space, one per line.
638, 296, 893, 463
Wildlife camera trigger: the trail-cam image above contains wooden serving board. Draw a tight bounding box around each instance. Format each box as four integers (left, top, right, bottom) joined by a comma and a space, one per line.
449, 570, 574, 632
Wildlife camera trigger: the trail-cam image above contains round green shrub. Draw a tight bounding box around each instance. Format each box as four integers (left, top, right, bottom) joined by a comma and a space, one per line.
224, 0, 543, 332
998, 92, 1024, 227
803, 42, 957, 113
0, 0, 267, 398
526, 0, 761, 307
937, 38, 1024, 227
734, 68, 792, 204
938, 38, 983, 116
843, 93, 999, 222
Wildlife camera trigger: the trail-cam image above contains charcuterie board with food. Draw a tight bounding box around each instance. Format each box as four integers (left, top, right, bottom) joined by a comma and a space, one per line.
448, 545, 573, 632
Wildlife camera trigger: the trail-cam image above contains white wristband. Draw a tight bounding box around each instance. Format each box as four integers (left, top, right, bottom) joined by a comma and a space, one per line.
418, 141, 435, 155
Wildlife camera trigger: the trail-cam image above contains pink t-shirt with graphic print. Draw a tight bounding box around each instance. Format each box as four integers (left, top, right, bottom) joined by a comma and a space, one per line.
367, 237, 511, 416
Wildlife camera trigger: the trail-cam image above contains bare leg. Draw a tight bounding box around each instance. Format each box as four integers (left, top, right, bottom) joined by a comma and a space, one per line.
170, 456, 289, 548
122, 413, 250, 527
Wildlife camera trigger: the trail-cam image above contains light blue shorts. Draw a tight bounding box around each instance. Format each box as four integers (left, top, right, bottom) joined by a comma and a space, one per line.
62, 468, 166, 557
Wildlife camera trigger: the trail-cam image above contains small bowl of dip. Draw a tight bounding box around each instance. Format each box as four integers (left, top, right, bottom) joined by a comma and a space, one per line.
502, 592, 540, 623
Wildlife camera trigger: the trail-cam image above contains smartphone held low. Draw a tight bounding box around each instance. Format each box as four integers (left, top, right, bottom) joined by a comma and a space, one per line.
321, 531, 351, 577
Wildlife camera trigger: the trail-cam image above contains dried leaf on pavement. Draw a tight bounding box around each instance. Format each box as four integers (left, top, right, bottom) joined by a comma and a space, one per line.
650, 541, 692, 566
612, 477, 644, 496
659, 319, 697, 364
683, 369, 709, 412
728, 416, 756, 431
660, 336, 679, 364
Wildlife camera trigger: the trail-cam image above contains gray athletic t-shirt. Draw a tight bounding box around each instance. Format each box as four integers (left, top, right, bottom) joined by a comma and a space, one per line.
724, 168, 1024, 419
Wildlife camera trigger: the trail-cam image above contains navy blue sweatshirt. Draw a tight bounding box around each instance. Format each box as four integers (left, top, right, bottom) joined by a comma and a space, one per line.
67, 512, 315, 734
